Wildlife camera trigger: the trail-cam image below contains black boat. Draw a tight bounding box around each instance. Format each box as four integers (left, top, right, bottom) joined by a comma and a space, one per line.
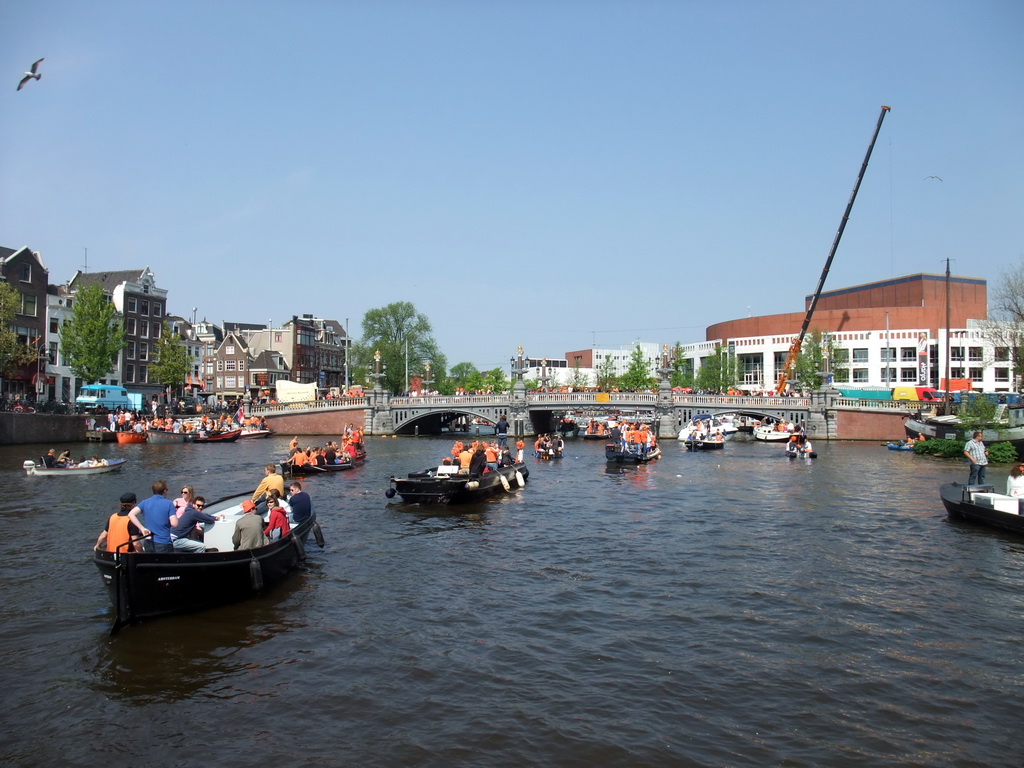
282, 460, 354, 475
93, 493, 324, 634
939, 482, 1024, 535
387, 463, 529, 504
605, 443, 662, 463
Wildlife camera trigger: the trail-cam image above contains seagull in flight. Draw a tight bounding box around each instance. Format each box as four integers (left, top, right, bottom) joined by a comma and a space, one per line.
923, 175, 943, 181
17, 58, 44, 91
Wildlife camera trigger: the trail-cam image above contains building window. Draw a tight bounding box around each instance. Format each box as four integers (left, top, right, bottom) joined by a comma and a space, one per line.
141, 300, 149, 316
226, 345, 235, 355
881, 348, 896, 362
49, 318, 59, 333
238, 360, 245, 371
125, 364, 134, 382
994, 347, 1010, 362
226, 360, 236, 371
126, 318, 136, 335
901, 347, 917, 362
20, 263, 31, 282
852, 368, 869, 382
950, 347, 965, 362
19, 293, 37, 317
951, 367, 965, 379
969, 367, 984, 381
832, 348, 849, 365
901, 368, 917, 382
969, 347, 983, 363
126, 341, 136, 360
140, 342, 148, 361
48, 341, 57, 365
139, 365, 148, 383
852, 348, 869, 363
217, 360, 223, 372
141, 320, 149, 338
153, 302, 162, 318
995, 368, 1010, 382
225, 376, 236, 388
127, 297, 137, 313
832, 369, 850, 383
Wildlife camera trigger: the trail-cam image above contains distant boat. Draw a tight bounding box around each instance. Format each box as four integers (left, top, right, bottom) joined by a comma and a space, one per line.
115, 432, 147, 444
193, 429, 242, 443
24, 458, 128, 476
145, 430, 195, 444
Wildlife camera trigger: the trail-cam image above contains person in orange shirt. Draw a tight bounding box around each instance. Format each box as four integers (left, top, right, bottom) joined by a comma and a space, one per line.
516, 439, 525, 463
484, 443, 499, 471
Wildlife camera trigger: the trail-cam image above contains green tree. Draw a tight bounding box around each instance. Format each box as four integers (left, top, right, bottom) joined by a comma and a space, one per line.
595, 355, 617, 391
481, 367, 509, 392
0, 282, 36, 381
446, 361, 479, 393
569, 360, 589, 390
149, 322, 192, 397
354, 301, 447, 394
619, 345, 655, 391
669, 342, 693, 389
59, 284, 126, 384
695, 345, 738, 392
792, 330, 830, 390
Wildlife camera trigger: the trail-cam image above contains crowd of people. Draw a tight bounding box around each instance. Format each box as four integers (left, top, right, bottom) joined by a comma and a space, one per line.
608, 422, 658, 457
284, 425, 365, 469
438, 437, 525, 476
93, 468, 313, 555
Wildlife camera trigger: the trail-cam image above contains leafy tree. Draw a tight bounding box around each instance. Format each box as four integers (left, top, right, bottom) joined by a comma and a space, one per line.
0, 281, 37, 381
59, 284, 126, 384
149, 322, 192, 397
619, 345, 655, 391
669, 342, 694, 389
354, 301, 446, 394
569, 360, 589, 390
957, 394, 997, 431
792, 330, 830, 390
446, 362, 480, 393
695, 345, 739, 392
481, 367, 510, 392
595, 354, 617, 391
981, 256, 1024, 390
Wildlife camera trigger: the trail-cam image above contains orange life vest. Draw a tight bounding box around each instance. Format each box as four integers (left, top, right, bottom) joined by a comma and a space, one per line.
106, 513, 134, 553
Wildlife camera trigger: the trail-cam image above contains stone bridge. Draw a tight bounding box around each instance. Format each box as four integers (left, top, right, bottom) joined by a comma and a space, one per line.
250, 389, 921, 441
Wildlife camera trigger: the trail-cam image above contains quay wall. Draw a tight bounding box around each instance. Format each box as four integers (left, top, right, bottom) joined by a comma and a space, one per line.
834, 410, 909, 441
263, 409, 366, 436
0, 414, 88, 446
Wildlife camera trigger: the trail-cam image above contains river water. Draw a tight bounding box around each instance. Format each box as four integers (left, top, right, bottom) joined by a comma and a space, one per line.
1, 434, 1021, 767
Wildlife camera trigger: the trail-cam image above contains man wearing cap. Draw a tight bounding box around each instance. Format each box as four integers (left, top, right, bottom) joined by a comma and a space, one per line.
94, 492, 143, 553
232, 502, 267, 550
128, 480, 178, 553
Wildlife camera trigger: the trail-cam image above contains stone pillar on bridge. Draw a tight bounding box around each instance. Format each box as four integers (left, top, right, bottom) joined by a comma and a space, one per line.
655, 344, 677, 439
804, 388, 835, 441
509, 346, 531, 437
367, 349, 394, 435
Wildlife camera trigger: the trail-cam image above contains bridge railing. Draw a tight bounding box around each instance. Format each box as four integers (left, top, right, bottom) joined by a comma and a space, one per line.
833, 398, 928, 412
249, 397, 368, 415
673, 394, 811, 408
390, 394, 511, 408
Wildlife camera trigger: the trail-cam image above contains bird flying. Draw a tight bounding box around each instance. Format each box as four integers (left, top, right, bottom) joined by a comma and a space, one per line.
17, 58, 44, 91
923, 175, 943, 181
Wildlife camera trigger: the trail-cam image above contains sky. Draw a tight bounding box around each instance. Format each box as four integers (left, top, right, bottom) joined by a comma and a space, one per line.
2, 1, 1022, 373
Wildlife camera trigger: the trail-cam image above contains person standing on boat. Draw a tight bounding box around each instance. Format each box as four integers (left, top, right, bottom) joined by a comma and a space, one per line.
94, 492, 144, 553
495, 415, 509, 448
252, 463, 285, 502
963, 432, 989, 486
128, 480, 177, 553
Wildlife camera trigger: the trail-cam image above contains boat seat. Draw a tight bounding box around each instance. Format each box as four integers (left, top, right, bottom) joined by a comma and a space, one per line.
436, 465, 459, 475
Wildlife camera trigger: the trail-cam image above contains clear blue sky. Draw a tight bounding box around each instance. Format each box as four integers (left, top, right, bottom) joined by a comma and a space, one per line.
3, 1, 1021, 373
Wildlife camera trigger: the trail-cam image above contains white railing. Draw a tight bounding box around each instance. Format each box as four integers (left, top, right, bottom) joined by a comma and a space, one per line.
249, 397, 368, 415
390, 394, 511, 407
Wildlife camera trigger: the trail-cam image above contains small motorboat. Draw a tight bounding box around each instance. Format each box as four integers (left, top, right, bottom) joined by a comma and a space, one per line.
115, 432, 147, 444
24, 457, 128, 476
93, 492, 325, 633
940, 483, 1024, 535
193, 429, 243, 443
145, 430, 195, 444
239, 428, 274, 439
684, 437, 725, 451
387, 463, 529, 504
605, 443, 662, 463
282, 460, 355, 475
886, 442, 915, 451
753, 423, 796, 442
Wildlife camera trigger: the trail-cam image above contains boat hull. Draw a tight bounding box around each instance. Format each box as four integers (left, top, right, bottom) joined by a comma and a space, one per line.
390, 463, 529, 504
940, 482, 1024, 535
605, 444, 662, 463
93, 493, 321, 632
25, 458, 128, 476
193, 429, 242, 443
283, 461, 354, 475
145, 430, 195, 444
753, 425, 794, 442
115, 432, 147, 444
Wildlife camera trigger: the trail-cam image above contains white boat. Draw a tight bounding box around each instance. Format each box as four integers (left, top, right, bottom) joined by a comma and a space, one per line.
753, 423, 797, 442
677, 414, 734, 442
23, 458, 128, 476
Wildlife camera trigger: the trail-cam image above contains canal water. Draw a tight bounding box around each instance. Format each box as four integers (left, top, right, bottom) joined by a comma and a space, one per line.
1, 434, 1021, 767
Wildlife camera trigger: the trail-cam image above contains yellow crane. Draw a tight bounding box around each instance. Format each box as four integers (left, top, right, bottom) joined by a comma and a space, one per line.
776, 105, 891, 394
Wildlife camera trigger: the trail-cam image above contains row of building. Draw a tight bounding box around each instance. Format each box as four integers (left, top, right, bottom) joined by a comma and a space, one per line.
1, 243, 1012, 402
1, 246, 353, 404
536, 273, 1015, 394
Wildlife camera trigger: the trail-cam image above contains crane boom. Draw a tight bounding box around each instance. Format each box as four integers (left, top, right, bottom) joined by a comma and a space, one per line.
776, 105, 891, 394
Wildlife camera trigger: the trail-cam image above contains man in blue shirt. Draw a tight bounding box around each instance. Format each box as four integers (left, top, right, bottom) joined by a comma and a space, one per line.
287, 480, 313, 524
128, 480, 177, 553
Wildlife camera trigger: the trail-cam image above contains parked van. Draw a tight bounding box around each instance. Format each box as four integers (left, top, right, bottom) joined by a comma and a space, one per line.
891, 386, 943, 402
75, 384, 134, 411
